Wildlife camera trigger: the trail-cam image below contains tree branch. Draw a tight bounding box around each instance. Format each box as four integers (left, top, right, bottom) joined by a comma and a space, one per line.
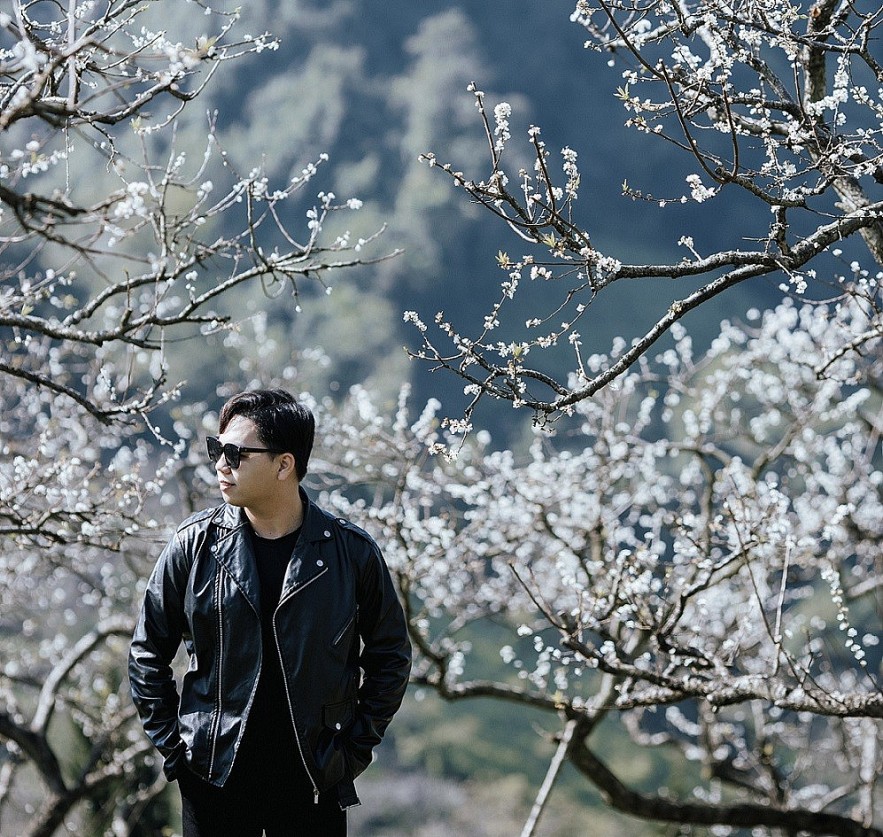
567, 735, 883, 837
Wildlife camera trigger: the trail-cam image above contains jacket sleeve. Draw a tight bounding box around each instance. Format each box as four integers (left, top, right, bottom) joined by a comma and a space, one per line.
128, 529, 194, 780
347, 540, 412, 775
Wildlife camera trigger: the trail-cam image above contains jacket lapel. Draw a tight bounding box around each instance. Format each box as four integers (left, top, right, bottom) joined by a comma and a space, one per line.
209, 492, 332, 609
209, 505, 262, 614
280, 490, 332, 599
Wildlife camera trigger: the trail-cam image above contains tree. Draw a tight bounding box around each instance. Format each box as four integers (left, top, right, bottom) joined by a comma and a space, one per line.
0, 2, 387, 834
384, 0, 883, 831
409, 0, 883, 434
3, 1, 880, 834
317, 279, 881, 836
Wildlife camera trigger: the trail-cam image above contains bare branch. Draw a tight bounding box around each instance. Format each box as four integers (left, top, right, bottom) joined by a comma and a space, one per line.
567, 735, 882, 837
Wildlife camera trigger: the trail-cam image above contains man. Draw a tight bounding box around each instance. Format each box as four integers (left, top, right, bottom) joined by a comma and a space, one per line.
129, 389, 412, 836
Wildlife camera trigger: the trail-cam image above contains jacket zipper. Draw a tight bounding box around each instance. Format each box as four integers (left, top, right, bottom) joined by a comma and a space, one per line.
332, 606, 358, 647
273, 567, 329, 804
206, 526, 264, 785
207, 566, 225, 780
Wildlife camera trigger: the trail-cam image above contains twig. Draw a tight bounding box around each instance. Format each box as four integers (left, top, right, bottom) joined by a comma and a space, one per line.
520, 718, 579, 837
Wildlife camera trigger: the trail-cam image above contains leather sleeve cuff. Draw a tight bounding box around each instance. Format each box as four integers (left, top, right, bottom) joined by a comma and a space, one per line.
162, 741, 187, 781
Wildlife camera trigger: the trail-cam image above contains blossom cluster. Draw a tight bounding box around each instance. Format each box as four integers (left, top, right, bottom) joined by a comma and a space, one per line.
317, 280, 881, 824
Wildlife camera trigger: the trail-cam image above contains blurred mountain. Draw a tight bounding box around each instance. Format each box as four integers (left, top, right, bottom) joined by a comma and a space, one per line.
159, 0, 781, 438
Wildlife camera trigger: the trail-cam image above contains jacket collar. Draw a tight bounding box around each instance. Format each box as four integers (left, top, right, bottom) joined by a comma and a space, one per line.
212, 487, 328, 542
208, 488, 332, 611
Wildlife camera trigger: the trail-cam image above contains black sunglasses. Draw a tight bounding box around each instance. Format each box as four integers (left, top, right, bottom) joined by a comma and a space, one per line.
206, 436, 285, 469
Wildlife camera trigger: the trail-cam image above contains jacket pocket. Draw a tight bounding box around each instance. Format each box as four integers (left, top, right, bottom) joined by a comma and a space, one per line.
326, 698, 374, 779
313, 699, 356, 785
323, 698, 355, 733
332, 607, 358, 648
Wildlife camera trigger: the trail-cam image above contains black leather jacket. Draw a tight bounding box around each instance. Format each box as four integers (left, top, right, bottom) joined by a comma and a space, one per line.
128, 490, 411, 805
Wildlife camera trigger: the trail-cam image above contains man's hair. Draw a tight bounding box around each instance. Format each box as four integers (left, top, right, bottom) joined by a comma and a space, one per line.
218, 389, 315, 481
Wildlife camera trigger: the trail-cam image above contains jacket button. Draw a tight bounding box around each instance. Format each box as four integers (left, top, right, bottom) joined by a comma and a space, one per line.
335, 723, 342, 730
316, 560, 324, 567
324, 530, 331, 538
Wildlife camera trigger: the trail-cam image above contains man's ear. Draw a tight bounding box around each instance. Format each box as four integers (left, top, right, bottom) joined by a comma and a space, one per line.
277, 452, 297, 480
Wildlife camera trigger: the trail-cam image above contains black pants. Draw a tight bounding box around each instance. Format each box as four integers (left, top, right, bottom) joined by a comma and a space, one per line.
178, 733, 347, 836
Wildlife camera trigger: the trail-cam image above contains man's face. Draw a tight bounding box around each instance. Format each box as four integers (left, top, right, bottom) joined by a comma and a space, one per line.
214, 415, 280, 508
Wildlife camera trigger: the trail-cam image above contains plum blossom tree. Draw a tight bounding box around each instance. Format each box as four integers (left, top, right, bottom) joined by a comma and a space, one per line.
411, 0, 883, 434
316, 278, 881, 836
2, 0, 880, 834
388, 0, 883, 831
0, 2, 387, 834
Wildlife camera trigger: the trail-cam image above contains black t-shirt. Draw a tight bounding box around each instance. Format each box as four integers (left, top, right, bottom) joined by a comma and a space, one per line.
253, 526, 299, 630
237, 526, 302, 774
